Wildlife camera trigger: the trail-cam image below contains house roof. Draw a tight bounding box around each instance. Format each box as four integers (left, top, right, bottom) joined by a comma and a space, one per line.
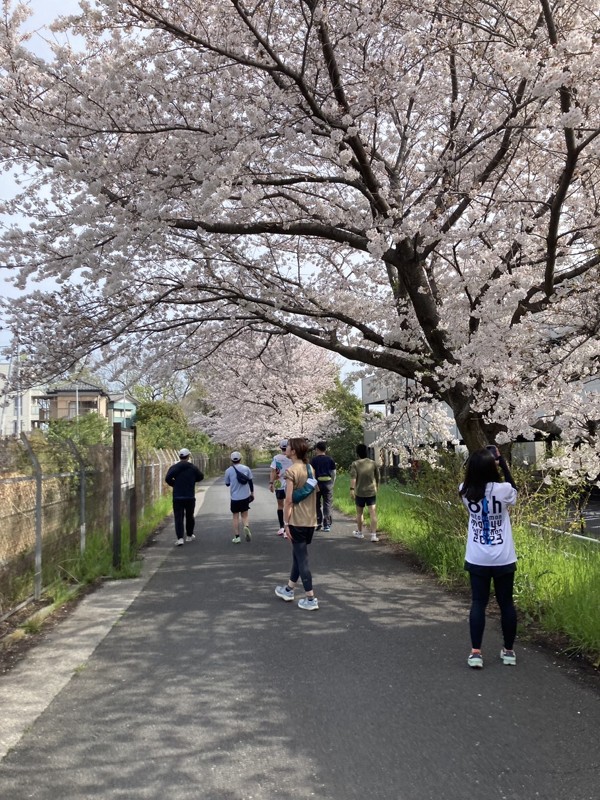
109, 392, 138, 405
46, 380, 109, 396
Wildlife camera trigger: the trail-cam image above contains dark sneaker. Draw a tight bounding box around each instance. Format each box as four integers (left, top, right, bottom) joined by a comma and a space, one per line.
322, 526, 331, 532
298, 597, 319, 611
275, 585, 294, 602
468, 650, 483, 668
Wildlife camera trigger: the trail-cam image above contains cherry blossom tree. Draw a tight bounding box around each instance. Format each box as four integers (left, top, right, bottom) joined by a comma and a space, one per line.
0, 1, 599, 475
192, 335, 340, 448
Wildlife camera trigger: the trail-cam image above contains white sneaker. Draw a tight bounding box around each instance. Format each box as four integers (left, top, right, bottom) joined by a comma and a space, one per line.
298, 597, 319, 611
370, 533, 379, 542
277, 527, 285, 536
275, 585, 295, 602
500, 647, 517, 666
468, 650, 484, 668
175, 538, 184, 546
186, 534, 195, 542
353, 530, 364, 539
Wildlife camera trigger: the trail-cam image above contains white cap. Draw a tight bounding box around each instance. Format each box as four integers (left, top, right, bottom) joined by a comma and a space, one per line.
179, 448, 191, 457
230, 451, 242, 462
279, 439, 288, 449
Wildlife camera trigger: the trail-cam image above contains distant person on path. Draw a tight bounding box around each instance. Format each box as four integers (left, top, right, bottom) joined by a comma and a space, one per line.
225, 451, 254, 544
459, 446, 518, 669
310, 441, 336, 531
269, 439, 293, 537
165, 448, 204, 546
349, 443, 380, 542
275, 437, 319, 610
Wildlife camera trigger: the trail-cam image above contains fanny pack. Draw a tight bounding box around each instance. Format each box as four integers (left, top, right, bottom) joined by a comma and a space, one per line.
292, 465, 318, 503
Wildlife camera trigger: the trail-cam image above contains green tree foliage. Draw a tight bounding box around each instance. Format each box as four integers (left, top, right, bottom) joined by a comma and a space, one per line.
135, 400, 211, 454
47, 414, 112, 448
322, 377, 364, 469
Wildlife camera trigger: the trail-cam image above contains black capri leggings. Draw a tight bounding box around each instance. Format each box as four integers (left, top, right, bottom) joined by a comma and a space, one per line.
468, 569, 517, 650
288, 525, 314, 592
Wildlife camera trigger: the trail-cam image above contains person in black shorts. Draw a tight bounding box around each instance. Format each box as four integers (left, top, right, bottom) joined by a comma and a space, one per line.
349, 443, 380, 542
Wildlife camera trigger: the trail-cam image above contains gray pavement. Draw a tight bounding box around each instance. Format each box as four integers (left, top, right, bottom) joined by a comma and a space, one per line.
0, 466, 599, 800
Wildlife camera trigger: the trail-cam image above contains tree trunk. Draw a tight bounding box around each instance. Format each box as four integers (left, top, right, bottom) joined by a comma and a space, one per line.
445, 384, 500, 454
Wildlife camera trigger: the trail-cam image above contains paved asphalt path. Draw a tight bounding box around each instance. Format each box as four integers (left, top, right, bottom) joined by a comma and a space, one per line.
0, 466, 599, 800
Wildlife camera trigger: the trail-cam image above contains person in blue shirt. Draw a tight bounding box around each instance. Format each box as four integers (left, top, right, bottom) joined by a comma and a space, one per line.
310, 441, 336, 531
165, 448, 204, 546
224, 451, 254, 544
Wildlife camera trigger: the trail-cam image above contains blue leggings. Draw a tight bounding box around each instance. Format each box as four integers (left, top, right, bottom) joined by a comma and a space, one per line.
469, 570, 517, 650
290, 539, 313, 592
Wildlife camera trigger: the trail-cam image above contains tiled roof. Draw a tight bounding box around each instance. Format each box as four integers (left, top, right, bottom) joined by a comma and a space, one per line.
47, 380, 107, 394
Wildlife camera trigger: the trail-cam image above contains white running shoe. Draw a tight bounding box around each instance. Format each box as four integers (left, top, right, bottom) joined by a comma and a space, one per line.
500, 647, 517, 666
186, 534, 196, 542
468, 651, 484, 668
175, 538, 184, 547
370, 533, 379, 542
298, 597, 319, 611
277, 527, 285, 536
275, 585, 295, 602
244, 525, 252, 542
353, 530, 364, 539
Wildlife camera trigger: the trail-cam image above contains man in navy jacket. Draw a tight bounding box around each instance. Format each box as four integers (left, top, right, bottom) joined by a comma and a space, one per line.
165, 448, 204, 546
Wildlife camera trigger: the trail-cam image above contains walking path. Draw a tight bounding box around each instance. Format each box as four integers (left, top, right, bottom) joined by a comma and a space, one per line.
0, 467, 598, 800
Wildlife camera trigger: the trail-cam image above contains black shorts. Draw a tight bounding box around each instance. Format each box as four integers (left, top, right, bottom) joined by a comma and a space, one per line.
231, 498, 251, 513
464, 561, 516, 577
275, 489, 286, 501
355, 495, 376, 508
288, 525, 315, 544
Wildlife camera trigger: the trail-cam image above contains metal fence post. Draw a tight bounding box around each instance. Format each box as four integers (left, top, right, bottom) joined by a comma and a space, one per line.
129, 426, 137, 555
67, 438, 87, 554
20, 432, 43, 600
153, 448, 162, 503
112, 423, 122, 569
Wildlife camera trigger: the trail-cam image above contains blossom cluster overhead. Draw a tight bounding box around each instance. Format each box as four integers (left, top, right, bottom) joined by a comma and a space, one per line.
193, 335, 340, 448
0, 1, 598, 474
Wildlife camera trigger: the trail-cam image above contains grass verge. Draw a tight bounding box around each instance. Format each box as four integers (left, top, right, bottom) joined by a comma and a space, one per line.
0, 494, 173, 657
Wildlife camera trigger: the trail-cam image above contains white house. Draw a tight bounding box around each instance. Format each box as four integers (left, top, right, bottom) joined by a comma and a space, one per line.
0, 362, 48, 436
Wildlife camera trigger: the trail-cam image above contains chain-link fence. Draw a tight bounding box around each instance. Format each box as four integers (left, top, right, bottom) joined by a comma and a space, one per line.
0, 434, 235, 618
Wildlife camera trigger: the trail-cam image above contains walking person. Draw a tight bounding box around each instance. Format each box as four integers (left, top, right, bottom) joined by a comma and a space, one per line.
275, 437, 319, 610
165, 448, 204, 546
269, 439, 293, 536
460, 446, 518, 669
310, 441, 336, 531
225, 451, 254, 544
349, 443, 380, 542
